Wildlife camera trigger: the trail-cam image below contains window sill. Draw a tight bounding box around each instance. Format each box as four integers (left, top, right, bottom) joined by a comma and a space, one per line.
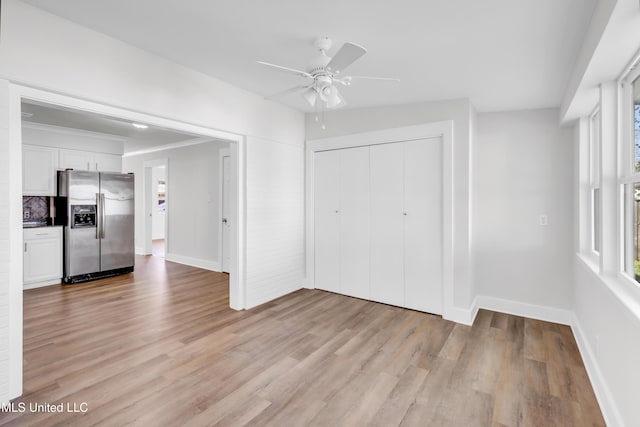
576, 252, 599, 273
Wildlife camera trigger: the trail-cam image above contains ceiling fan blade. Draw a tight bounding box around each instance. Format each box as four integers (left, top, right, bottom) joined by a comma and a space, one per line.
265, 85, 311, 100
346, 75, 400, 82
326, 42, 367, 74
257, 61, 312, 79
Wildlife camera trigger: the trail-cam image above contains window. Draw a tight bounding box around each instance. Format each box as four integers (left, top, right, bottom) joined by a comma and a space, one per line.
590, 108, 601, 254
622, 73, 640, 283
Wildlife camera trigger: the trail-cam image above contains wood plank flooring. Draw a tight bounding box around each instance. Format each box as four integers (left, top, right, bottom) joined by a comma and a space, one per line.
2, 255, 604, 426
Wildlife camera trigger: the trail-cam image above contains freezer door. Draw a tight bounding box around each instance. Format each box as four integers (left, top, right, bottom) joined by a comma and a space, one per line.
64, 171, 100, 277
65, 170, 100, 205
65, 226, 101, 277
100, 173, 135, 271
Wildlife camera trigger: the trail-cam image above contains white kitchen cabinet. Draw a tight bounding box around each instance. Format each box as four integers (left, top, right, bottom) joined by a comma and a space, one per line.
22, 145, 58, 196
23, 226, 63, 289
314, 137, 443, 314
59, 149, 121, 172
59, 149, 93, 171
93, 153, 122, 172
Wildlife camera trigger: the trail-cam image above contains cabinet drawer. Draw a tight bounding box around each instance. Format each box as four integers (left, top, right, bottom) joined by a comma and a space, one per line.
24, 227, 62, 240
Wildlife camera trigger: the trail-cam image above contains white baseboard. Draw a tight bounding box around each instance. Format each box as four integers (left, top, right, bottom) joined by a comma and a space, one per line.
570, 315, 624, 427
476, 295, 573, 325
165, 253, 220, 272
444, 297, 479, 326
135, 246, 146, 255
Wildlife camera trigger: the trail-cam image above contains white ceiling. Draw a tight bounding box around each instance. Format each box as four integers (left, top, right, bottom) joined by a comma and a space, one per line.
20, 0, 596, 113
22, 101, 202, 153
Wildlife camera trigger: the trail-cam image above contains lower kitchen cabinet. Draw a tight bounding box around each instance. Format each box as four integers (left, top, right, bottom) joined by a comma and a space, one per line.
24, 226, 63, 289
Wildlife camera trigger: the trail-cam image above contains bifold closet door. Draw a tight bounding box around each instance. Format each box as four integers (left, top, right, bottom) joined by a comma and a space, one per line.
370, 143, 404, 307
314, 150, 340, 293
404, 138, 443, 313
339, 146, 370, 299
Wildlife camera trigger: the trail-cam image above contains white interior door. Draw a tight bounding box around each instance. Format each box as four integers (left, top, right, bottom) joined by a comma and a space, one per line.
339, 146, 370, 299
314, 150, 341, 293
370, 143, 404, 307
221, 155, 231, 273
404, 138, 443, 313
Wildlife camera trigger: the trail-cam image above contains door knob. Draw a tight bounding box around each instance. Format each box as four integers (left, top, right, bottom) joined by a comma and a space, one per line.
222, 218, 228, 224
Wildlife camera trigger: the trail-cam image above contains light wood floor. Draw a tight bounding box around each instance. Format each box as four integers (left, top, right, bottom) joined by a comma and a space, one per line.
3, 255, 604, 426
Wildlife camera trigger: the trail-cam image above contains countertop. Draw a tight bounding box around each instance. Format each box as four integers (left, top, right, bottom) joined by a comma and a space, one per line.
23, 224, 63, 229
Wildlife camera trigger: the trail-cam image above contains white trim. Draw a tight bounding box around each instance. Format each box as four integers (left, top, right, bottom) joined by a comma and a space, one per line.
444, 296, 480, 326
22, 121, 126, 143
305, 121, 456, 320
135, 246, 145, 255
123, 136, 214, 157
476, 296, 574, 325
571, 314, 625, 427
165, 253, 221, 272
23, 279, 61, 290
8, 83, 247, 401
8, 83, 23, 401
219, 148, 230, 274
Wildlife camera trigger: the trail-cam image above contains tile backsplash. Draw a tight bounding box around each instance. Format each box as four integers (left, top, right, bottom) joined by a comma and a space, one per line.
23, 196, 50, 224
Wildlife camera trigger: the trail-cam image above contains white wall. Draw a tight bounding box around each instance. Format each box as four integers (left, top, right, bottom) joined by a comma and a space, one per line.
151, 166, 166, 240
306, 99, 473, 315
0, 0, 305, 401
474, 109, 574, 312
245, 136, 304, 308
574, 259, 640, 426
123, 142, 226, 269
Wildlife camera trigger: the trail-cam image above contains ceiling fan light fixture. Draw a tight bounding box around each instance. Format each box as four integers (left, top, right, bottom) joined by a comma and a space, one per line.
319, 85, 343, 109
302, 87, 318, 107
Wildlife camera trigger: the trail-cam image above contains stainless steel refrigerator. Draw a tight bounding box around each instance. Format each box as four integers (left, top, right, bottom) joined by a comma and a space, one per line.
57, 170, 135, 283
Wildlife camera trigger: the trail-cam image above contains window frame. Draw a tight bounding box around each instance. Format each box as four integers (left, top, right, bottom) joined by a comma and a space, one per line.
618, 64, 640, 284
589, 106, 601, 257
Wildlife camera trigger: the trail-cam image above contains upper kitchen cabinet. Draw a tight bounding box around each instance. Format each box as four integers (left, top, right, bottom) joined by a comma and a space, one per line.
93, 153, 122, 172
23, 145, 58, 196
59, 149, 122, 172
58, 149, 92, 171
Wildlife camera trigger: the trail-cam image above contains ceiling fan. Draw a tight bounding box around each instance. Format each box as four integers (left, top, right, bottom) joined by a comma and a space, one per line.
258, 37, 399, 114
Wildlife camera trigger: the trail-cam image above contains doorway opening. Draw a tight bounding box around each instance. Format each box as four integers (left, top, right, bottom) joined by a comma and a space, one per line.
153, 166, 167, 257
143, 160, 168, 258
9, 85, 247, 402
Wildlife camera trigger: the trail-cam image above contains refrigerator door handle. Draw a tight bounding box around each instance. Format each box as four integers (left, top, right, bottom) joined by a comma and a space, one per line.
96, 193, 101, 239
100, 193, 106, 239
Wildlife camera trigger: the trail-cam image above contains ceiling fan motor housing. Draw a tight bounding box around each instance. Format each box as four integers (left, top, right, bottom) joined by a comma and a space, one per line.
306, 55, 331, 76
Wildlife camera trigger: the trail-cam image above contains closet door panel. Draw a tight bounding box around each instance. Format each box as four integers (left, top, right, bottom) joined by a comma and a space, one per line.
339, 146, 370, 299
370, 143, 404, 307
404, 138, 443, 314
314, 150, 341, 293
